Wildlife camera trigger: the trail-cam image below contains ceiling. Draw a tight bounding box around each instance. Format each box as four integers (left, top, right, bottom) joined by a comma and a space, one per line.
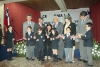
1, 0, 100, 11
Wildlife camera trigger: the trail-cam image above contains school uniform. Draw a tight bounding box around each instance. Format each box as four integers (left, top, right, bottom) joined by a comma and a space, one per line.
44, 30, 52, 56
36, 34, 45, 61
63, 33, 73, 62
5, 30, 14, 60
25, 32, 35, 60
50, 34, 59, 49
81, 29, 93, 66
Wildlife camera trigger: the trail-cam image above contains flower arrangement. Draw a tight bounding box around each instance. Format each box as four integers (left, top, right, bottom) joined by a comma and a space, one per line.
14, 40, 26, 57
92, 38, 100, 60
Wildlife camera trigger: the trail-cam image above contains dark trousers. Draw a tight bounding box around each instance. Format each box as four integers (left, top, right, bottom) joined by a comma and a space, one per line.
44, 48, 51, 56
38, 49, 44, 60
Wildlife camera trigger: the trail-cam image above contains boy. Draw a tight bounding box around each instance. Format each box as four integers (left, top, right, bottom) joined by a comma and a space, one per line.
25, 26, 35, 60
62, 27, 75, 63
78, 22, 93, 66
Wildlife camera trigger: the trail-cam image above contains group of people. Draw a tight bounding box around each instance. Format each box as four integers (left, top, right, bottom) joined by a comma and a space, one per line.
4, 11, 93, 66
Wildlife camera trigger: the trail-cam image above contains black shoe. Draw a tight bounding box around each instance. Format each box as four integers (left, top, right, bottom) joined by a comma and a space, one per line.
57, 58, 62, 61
9, 58, 13, 60
85, 63, 93, 67
65, 62, 68, 64
26, 57, 28, 59
27, 58, 30, 60
83, 60, 88, 63
32, 59, 35, 61
78, 59, 83, 61
69, 61, 72, 63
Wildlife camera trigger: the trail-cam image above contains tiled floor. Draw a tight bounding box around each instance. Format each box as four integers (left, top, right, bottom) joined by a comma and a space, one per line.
0, 57, 100, 67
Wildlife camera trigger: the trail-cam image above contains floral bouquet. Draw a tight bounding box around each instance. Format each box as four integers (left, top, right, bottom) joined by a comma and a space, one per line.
14, 40, 26, 57
92, 39, 100, 60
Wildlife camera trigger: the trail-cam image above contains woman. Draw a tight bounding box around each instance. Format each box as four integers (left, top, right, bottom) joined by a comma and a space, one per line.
63, 15, 76, 62
6, 25, 15, 61
0, 24, 3, 49
44, 23, 52, 60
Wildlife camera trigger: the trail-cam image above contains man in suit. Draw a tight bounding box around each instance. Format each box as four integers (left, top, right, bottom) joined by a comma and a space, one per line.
77, 11, 92, 62
78, 22, 93, 66
53, 16, 64, 61
34, 17, 45, 59
23, 14, 35, 59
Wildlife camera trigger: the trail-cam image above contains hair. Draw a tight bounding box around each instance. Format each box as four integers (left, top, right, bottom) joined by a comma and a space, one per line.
7, 25, 12, 28
64, 15, 72, 22
66, 27, 71, 30
86, 22, 92, 28
51, 28, 58, 36
37, 28, 42, 34
80, 11, 87, 16
38, 17, 43, 20
27, 14, 32, 17
27, 26, 32, 29
53, 16, 58, 19
0, 24, 2, 30
46, 23, 52, 31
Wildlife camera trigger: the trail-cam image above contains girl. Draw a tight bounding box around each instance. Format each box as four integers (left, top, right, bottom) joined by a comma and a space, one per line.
50, 28, 59, 62
25, 26, 35, 60
44, 24, 52, 60
36, 28, 45, 61
5, 25, 15, 61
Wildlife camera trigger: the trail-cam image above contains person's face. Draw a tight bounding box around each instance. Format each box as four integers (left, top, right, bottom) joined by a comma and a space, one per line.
80, 16, 86, 20
27, 16, 32, 21
65, 19, 70, 23
27, 27, 31, 32
8, 26, 12, 31
47, 25, 51, 30
66, 28, 71, 33
38, 30, 42, 34
39, 19, 43, 24
53, 17, 58, 23
85, 25, 90, 30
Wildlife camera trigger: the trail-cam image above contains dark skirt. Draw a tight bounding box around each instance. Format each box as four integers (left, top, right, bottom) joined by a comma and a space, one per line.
6, 41, 13, 48
51, 41, 58, 49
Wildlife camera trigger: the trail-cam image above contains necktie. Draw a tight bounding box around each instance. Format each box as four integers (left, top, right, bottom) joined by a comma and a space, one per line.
81, 20, 84, 25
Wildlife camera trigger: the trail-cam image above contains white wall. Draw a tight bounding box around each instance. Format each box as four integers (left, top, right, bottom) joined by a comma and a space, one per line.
41, 8, 89, 24
0, 3, 4, 44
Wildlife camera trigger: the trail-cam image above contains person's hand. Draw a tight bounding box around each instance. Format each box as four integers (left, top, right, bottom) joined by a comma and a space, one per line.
61, 35, 65, 39
23, 36, 26, 40
47, 35, 49, 38
78, 33, 82, 38
34, 36, 36, 39
52, 38, 54, 40
36, 39, 39, 41
12, 38, 15, 41
43, 39, 45, 41
28, 38, 30, 40
50, 38, 52, 41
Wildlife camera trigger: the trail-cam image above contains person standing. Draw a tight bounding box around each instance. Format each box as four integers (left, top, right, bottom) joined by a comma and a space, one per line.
77, 11, 92, 62
34, 17, 45, 59
44, 24, 52, 60
25, 26, 35, 60
0, 24, 3, 49
63, 15, 76, 62
53, 16, 64, 61
36, 28, 45, 61
78, 22, 93, 66
5, 25, 15, 61
23, 14, 35, 59
50, 28, 59, 62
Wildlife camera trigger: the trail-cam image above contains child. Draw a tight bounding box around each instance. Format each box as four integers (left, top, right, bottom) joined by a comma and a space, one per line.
62, 27, 75, 63
78, 22, 93, 66
36, 28, 45, 61
6, 25, 15, 61
25, 26, 35, 60
50, 28, 59, 62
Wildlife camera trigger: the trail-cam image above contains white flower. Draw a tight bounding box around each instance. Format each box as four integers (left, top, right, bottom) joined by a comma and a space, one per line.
95, 45, 98, 48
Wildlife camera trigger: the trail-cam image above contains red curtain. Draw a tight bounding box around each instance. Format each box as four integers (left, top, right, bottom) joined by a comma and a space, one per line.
90, 2, 100, 42
4, 3, 40, 41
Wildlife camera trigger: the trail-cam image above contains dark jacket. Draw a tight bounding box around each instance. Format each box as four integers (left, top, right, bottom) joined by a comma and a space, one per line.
81, 30, 93, 47
5, 30, 14, 48
36, 34, 45, 49
0, 29, 3, 43
63, 22, 76, 46
25, 32, 34, 46
34, 23, 45, 36
63, 34, 73, 48
63, 22, 76, 35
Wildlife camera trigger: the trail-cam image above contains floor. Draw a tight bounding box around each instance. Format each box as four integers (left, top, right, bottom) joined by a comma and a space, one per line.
0, 57, 100, 67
